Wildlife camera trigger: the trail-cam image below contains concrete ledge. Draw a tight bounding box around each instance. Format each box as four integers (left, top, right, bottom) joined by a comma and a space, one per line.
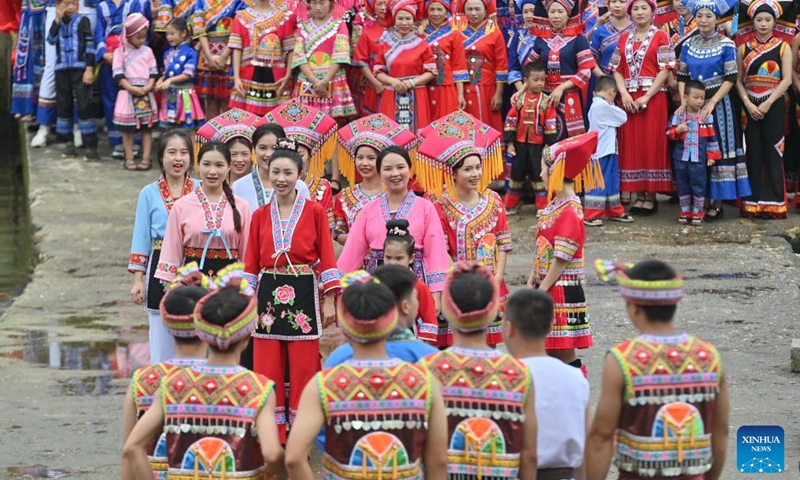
792, 339, 800, 373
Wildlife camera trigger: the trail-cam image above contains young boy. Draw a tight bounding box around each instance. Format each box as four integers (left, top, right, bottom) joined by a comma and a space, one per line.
123, 265, 287, 480
46, 0, 98, 160
586, 259, 729, 480
503, 289, 590, 480
504, 61, 557, 214
584, 74, 632, 226
420, 263, 538, 480
666, 80, 721, 225
286, 271, 448, 480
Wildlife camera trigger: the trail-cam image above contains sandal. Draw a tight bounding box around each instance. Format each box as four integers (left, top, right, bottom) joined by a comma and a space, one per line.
691, 217, 704, 226
677, 215, 690, 225
584, 218, 604, 227
123, 158, 138, 170
609, 214, 635, 223
621, 193, 632, 206
705, 207, 724, 222
137, 158, 152, 171
629, 199, 645, 215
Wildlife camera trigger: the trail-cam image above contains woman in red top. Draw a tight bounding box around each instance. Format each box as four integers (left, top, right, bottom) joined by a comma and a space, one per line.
610, 0, 675, 215
422, 0, 468, 119
459, 0, 508, 132
244, 140, 341, 442
374, 0, 438, 133
350, 0, 389, 116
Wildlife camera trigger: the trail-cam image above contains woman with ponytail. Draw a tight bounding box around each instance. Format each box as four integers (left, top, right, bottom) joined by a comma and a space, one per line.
128, 130, 198, 363
156, 141, 250, 286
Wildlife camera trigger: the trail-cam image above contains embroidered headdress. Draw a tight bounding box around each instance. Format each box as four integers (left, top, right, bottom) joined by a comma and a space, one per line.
416, 110, 503, 198
683, 0, 737, 16
442, 262, 499, 332
531, 0, 583, 35
542, 131, 604, 196
336, 114, 419, 184
595, 259, 684, 305
193, 263, 258, 351
337, 271, 399, 343
159, 262, 213, 338
195, 108, 266, 167
263, 99, 338, 179
735, 0, 794, 43
425, 0, 453, 12
387, 0, 424, 25
545, 0, 575, 13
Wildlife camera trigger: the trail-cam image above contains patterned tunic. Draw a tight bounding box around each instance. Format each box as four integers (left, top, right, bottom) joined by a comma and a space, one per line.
161, 364, 275, 480
434, 190, 512, 346
461, 23, 508, 133
131, 358, 204, 479
333, 184, 381, 241
422, 22, 469, 119
420, 347, 531, 480
533, 195, 591, 350
609, 333, 721, 479
318, 358, 433, 480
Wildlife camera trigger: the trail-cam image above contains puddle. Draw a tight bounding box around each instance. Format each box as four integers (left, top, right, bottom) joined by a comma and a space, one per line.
1, 330, 150, 383
691, 272, 761, 280
5, 465, 88, 478
688, 286, 777, 299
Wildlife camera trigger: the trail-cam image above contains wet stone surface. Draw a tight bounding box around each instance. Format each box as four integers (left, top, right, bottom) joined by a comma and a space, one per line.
1, 137, 799, 477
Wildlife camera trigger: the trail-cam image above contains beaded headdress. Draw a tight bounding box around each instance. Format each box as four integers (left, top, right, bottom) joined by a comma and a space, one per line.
595, 259, 684, 305
193, 263, 258, 351
337, 271, 399, 343
195, 108, 266, 168
442, 262, 499, 332
542, 131, 604, 196
263, 99, 338, 179
336, 114, 419, 184
735, 0, 794, 44
159, 262, 212, 338
683, 0, 737, 16
416, 110, 503, 198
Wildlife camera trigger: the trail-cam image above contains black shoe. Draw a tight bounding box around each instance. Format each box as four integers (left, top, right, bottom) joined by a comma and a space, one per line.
62, 143, 77, 158
639, 199, 659, 216
705, 207, 724, 222
84, 147, 99, 161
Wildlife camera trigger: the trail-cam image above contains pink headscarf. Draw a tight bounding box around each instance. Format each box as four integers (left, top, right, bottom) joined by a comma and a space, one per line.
123, 12, 149, 41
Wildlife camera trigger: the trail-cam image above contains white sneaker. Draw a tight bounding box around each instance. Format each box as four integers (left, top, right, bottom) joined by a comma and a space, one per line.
112, 144, 125, 159
31, 126, 49, 147
73, 126, 83, 148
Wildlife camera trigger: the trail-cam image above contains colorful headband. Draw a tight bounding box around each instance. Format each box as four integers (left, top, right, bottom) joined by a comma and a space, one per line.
387, 0, 422, 24
594, 259, 684, 306
417, 110, 503, 198
746, 0, 781, 17
263, 99, 338, 179
545, 0, 575, 11
626, 0, 658, 14
336, 114, 419, 184
193, 263, 258, 351
684, 0, 736, 16
425, 0, 453, 13
124, 12, 149, 38
441, 262, 499, 333
159, 262, 213, 338
337, 271, 399, 343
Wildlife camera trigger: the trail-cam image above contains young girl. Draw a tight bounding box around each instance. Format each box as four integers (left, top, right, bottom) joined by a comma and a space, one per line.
527, 131, 601, 376
195, 108, 266, 184
129, 130, 198, 363
333, 113, 418, 245
263, 99, 339, 228
190, 0, 247, 118
243, 144, 341, 442
291, 0, 357, 120
156, 18, 205, 134
156, 142, 250, 283
114, 13, 159, 171
12, 0, 47, 122
229, 0, 293, 115
383, 219, 440, 346
156, 17, 205, 132
419, 122, 512, 347
422, 0, 468, 119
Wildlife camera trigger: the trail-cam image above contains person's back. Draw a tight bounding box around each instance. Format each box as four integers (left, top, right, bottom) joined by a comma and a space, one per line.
587, 260, 728, 480
420, 263, 535, 480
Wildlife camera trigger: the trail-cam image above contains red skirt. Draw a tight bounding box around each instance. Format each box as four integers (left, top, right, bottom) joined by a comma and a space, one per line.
618, 90, 673, 192
464, 82, 503, 133
378, 84, 432, 134
429, 83, 460, 120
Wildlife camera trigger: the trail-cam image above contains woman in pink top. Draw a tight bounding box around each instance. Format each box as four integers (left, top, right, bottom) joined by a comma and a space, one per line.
337, 146, 449, 300
156, 142, 251, 282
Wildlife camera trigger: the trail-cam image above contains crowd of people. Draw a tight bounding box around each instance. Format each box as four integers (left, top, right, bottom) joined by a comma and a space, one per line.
10, 0, 800, 221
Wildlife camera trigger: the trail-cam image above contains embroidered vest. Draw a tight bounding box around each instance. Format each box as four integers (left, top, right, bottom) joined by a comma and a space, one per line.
420, 347, 531, 479
161, 365, 275, 480
610, 333, 721, 478
318, 358, 433, 480
132, 358, 204, 480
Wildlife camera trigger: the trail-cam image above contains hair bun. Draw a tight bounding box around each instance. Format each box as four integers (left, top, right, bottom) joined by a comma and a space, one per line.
385, 219, 410, 236
275, 137, 298, 152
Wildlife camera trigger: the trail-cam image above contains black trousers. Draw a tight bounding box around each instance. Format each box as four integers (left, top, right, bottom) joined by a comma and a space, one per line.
744, 99, 785, 208
55, 68, 97, 146
510, 141, 545, 185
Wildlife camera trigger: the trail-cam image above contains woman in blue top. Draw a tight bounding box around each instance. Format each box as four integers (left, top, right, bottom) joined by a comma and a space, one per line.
676, 0, 750, 221
128, 130, 198, 363
507, 0, 538, 92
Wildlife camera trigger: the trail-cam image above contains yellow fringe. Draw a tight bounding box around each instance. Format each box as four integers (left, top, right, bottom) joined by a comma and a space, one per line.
337, 142, 356, 185
307, 136, 336, 180
546, 156, 565, 199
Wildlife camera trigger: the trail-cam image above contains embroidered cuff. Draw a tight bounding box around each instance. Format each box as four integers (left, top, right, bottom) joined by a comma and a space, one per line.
417, 323, 438, 343
320, 268, 343, 292
243, 272, 259, 292
128, 252, 149, 272
553, 236, 580, 262
426, 270, 446, 292
495, 71, 508, 82
156, 261, 179, 281
453, 71, 469, 82
507, 71, 522, 84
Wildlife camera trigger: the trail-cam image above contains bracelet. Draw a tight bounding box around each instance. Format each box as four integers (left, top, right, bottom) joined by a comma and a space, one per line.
408, 78, 416, 87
